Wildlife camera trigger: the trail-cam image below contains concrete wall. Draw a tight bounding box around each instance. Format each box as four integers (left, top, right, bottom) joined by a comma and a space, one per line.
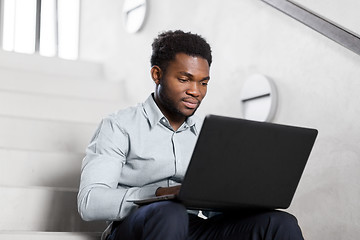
79, 0, 360, 239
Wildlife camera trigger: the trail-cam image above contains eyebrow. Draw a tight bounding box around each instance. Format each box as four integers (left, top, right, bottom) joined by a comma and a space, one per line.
179, 71, 210, 81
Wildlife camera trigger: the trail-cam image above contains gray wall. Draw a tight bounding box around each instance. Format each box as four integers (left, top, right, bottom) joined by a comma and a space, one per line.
80, 0, 360, 239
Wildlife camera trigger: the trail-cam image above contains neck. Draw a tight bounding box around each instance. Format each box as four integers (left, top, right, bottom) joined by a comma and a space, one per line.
162, 109, 186, 131
169, 118, 185, 131
152, 94, 186, 131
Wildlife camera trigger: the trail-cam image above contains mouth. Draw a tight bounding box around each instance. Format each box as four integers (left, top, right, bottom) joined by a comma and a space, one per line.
182, 98, 200, 109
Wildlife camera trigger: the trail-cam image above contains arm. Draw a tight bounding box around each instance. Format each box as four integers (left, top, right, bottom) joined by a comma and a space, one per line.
77, 117, 159, 221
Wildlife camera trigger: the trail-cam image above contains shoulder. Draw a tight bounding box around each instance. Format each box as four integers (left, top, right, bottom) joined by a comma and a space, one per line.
101, 103, 145, 132
110, 103, 142, 122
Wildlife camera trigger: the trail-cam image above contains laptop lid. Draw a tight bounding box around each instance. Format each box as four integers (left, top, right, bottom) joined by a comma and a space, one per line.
178, 114, 318, 211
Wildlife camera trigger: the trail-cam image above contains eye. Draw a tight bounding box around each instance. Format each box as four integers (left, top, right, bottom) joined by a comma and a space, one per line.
201, 81, 208, 86
178, 78, 189, 83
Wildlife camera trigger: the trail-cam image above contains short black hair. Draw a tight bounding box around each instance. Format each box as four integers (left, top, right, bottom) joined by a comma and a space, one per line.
151, 30, 212, 72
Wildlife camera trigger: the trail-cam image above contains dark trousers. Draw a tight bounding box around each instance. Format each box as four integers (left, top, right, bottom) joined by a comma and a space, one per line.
108, 201, 304, 240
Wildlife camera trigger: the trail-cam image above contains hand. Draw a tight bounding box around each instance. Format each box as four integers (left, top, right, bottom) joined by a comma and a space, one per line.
155, 185, 181, 196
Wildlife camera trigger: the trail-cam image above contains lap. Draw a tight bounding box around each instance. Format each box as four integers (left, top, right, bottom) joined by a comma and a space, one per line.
188, 210, 303, 240
109, 202, 303, 240
109, 201, 188, 240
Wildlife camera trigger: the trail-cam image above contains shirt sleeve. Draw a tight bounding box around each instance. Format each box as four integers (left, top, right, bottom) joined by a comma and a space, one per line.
77, 116, 159, 221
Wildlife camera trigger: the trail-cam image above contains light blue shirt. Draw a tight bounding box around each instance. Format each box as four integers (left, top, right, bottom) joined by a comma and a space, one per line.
78, 94, 202, 221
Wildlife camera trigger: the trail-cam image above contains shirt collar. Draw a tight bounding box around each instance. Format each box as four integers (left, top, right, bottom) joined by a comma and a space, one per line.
142, 93, 199, 135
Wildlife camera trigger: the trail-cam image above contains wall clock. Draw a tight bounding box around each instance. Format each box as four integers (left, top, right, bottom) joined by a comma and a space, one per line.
123, 0, 147, 33
240, 74, 278, 122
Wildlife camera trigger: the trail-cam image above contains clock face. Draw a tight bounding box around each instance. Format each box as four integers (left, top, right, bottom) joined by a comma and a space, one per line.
240, 74, 278, 122
123, 0, 147, 33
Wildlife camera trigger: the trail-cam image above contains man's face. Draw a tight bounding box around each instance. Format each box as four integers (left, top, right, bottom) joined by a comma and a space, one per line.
152, 53, 210, 123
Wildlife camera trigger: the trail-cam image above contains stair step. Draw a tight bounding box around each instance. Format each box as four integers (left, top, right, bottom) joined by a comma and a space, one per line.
0, 68, 126, 101
0, 51, 111, 237
0, 231, 101, 240
0, 50, 103, 79
0, 116, 96, 153
0, 148, 84, 189
0, 186, 106, 232
0, 90, 125, 124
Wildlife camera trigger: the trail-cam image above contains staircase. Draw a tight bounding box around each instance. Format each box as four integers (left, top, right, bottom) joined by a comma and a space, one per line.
0, 51, 128, 239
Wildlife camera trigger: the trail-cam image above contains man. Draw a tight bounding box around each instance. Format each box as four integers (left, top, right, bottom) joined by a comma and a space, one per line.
78, 30, 304, 240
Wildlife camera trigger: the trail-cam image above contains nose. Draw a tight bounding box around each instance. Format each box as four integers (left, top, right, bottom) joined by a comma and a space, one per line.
186, 82, 200, 97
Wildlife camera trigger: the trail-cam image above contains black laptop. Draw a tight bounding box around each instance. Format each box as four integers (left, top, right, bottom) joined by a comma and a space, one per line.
129, 114, 318, 211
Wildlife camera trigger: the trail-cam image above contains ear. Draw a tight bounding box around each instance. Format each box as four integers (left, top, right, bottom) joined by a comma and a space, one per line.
151, 66, 162, 85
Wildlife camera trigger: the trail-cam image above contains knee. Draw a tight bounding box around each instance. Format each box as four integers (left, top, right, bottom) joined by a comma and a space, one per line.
145, 201, 188, 226
268, 211, 303, 238
269, 211, 299, 227
120, 201, 188, 239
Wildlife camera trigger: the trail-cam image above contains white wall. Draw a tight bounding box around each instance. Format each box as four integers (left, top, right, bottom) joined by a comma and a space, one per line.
80, 0, 360, 239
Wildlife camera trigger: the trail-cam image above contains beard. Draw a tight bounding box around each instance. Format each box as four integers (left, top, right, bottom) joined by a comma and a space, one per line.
159, 91, 199, 118
156, 84, 200, 120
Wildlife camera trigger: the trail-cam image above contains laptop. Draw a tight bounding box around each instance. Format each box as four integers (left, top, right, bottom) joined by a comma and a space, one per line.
128, 114, 318, 211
